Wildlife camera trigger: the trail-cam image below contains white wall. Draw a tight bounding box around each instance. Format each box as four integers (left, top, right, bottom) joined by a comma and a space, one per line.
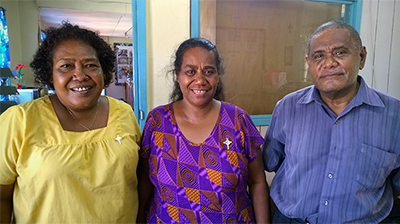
360, 0, 400, 100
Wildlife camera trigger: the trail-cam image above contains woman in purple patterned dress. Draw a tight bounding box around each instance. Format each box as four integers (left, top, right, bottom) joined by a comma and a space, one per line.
137, 38, 270, 224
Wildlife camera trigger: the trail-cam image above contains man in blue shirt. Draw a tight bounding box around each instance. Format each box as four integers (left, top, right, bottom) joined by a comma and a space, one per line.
262, 20, 400, 223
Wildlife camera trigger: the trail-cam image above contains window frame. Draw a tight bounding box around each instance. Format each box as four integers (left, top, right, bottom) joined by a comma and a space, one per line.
132, 0, 147, 130
190, 0, 363, 126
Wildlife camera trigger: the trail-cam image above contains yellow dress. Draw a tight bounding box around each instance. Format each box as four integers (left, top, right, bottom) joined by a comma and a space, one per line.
0, 96, 141, 223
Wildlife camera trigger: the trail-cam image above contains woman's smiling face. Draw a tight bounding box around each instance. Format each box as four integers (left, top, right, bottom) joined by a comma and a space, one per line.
52, 39, 104, 111
177, 47, 219, 107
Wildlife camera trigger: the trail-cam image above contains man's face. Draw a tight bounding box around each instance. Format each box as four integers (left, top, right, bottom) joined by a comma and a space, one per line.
306, 28, 367, 98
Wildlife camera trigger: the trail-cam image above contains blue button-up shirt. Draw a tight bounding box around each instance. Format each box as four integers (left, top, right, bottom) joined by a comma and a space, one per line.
263, 76, 400, 223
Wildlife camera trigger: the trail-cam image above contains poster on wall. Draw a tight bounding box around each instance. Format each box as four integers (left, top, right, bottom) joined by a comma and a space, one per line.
114, 43, 133, 86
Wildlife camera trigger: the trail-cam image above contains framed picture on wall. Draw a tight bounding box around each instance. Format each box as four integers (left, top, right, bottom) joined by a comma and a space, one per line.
114, 43, 133, 86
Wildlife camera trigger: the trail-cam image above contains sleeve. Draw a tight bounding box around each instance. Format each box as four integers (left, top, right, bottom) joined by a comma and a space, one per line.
140, 110, 155, 159
0, 106, 24, 185
261, 100, 286, 172
391, 167, 400, 193
239, 110, 264, 163
126, 103, 142, 146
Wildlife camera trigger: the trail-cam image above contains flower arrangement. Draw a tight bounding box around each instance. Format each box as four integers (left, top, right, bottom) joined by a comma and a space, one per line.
121, 66, 133, 84
14, 64, 26, 89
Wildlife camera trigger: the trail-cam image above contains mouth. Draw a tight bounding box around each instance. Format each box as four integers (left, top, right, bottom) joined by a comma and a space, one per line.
71, 86, 92, 92
321, 73, 342, 79
192, 89, 208, 95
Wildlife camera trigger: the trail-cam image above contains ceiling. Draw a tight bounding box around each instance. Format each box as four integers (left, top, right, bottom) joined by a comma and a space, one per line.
40, 7, 133, 38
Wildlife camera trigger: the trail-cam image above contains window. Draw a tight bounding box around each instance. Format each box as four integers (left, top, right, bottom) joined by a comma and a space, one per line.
194, 0, 363, 125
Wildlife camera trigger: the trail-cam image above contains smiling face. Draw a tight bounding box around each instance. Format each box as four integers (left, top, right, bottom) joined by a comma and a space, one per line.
52, 39, 104, 111
306, 28, 367, 99
177, 47, 219, 107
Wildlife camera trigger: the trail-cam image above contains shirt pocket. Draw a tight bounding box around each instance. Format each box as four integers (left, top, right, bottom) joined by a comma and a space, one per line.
356, 143, 397, 190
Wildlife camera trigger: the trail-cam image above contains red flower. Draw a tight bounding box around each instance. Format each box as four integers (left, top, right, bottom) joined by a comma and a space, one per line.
15, 64, 27, 70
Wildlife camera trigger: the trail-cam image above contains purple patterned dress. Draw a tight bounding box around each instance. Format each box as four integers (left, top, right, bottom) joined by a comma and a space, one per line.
140, 101, 264, 224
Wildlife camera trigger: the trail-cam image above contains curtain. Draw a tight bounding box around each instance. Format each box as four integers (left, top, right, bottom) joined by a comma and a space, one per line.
0, 6, 10, 68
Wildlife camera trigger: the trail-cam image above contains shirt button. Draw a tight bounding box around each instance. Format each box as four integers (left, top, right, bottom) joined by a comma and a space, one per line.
324, 200, 329, 206
335, 120, 339, 124
328, 173, 333, 178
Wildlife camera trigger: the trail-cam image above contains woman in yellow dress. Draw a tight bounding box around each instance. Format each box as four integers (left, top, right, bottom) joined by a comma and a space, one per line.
0, 22, 141, 223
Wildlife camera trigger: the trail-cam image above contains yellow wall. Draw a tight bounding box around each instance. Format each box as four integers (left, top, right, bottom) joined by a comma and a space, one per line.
146, 0, 190, 111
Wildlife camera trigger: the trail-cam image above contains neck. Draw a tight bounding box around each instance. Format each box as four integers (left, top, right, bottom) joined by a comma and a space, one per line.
177, 99, 220, 124
52, 94, 101, 131
320, 82, 359, 116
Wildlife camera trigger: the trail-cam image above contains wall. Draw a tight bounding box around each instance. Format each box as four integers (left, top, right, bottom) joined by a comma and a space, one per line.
360, 0, 400, 100
2, 0, 39, 87
146, 0, 190, 111
36, 0, 132, 14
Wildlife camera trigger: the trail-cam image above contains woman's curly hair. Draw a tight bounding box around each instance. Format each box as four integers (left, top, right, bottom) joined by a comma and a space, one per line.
30, 21, 115, 89
169, 37, 225, 102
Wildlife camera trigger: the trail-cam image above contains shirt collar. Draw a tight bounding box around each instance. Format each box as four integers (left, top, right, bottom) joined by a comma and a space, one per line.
298, 76, 385, 108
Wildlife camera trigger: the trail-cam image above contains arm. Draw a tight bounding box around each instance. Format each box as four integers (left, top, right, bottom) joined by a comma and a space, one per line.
0, 183, 14, 223
136, 156, 154, 223
394, 190, 400, 200
247, 150, 271, 224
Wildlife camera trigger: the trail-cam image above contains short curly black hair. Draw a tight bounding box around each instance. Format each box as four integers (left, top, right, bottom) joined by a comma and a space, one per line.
169, 37, 225, 102
30, 21, 115, 89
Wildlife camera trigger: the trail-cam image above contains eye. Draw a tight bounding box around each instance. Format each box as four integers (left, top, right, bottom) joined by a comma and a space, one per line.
85, 64, 99, 68
204, 69, 215, 76
58, 64, 73, 72
185, 70, 196, 76
335, 50, 345, 56
313, 53, 324, 60
60, 64, 72, 68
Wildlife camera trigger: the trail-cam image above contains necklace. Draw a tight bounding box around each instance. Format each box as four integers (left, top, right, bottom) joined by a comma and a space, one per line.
66, 101, 100, 131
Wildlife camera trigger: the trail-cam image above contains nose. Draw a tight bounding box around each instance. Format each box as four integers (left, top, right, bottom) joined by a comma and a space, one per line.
324, 54, 338, 68
73, 65, 88, 81
194, 71, 207, 84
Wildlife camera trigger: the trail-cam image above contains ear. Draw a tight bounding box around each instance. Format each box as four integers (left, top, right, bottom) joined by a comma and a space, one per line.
305, 56, 310, 67
359, 46, 367, 70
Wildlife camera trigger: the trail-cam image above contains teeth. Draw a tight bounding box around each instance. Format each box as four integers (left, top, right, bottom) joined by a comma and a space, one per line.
193, 90, 206, 94
73, 87, 90, 91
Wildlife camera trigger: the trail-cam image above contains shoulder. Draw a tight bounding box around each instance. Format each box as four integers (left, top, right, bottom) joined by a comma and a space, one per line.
221, 101, 257, 129
221, 101, 248, 116
0, 97, 52, 131
106, 96, 133, 111
148, 103, 171, 116
282, 86, 313, 102
373, 89, 400, 107
106, 96, 138, 122
1, 96, 50, 118
143, 103, 172, 127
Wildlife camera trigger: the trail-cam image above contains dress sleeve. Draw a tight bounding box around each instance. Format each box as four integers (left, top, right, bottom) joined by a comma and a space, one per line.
140, 111, 155, 159
239, 110, 264, 163
0, 106, 24, 185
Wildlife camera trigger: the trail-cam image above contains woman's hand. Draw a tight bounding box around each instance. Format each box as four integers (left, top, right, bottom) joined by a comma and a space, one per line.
0, 183, 14, 223
247, 150, 271, 223
136, 157, 154, 223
